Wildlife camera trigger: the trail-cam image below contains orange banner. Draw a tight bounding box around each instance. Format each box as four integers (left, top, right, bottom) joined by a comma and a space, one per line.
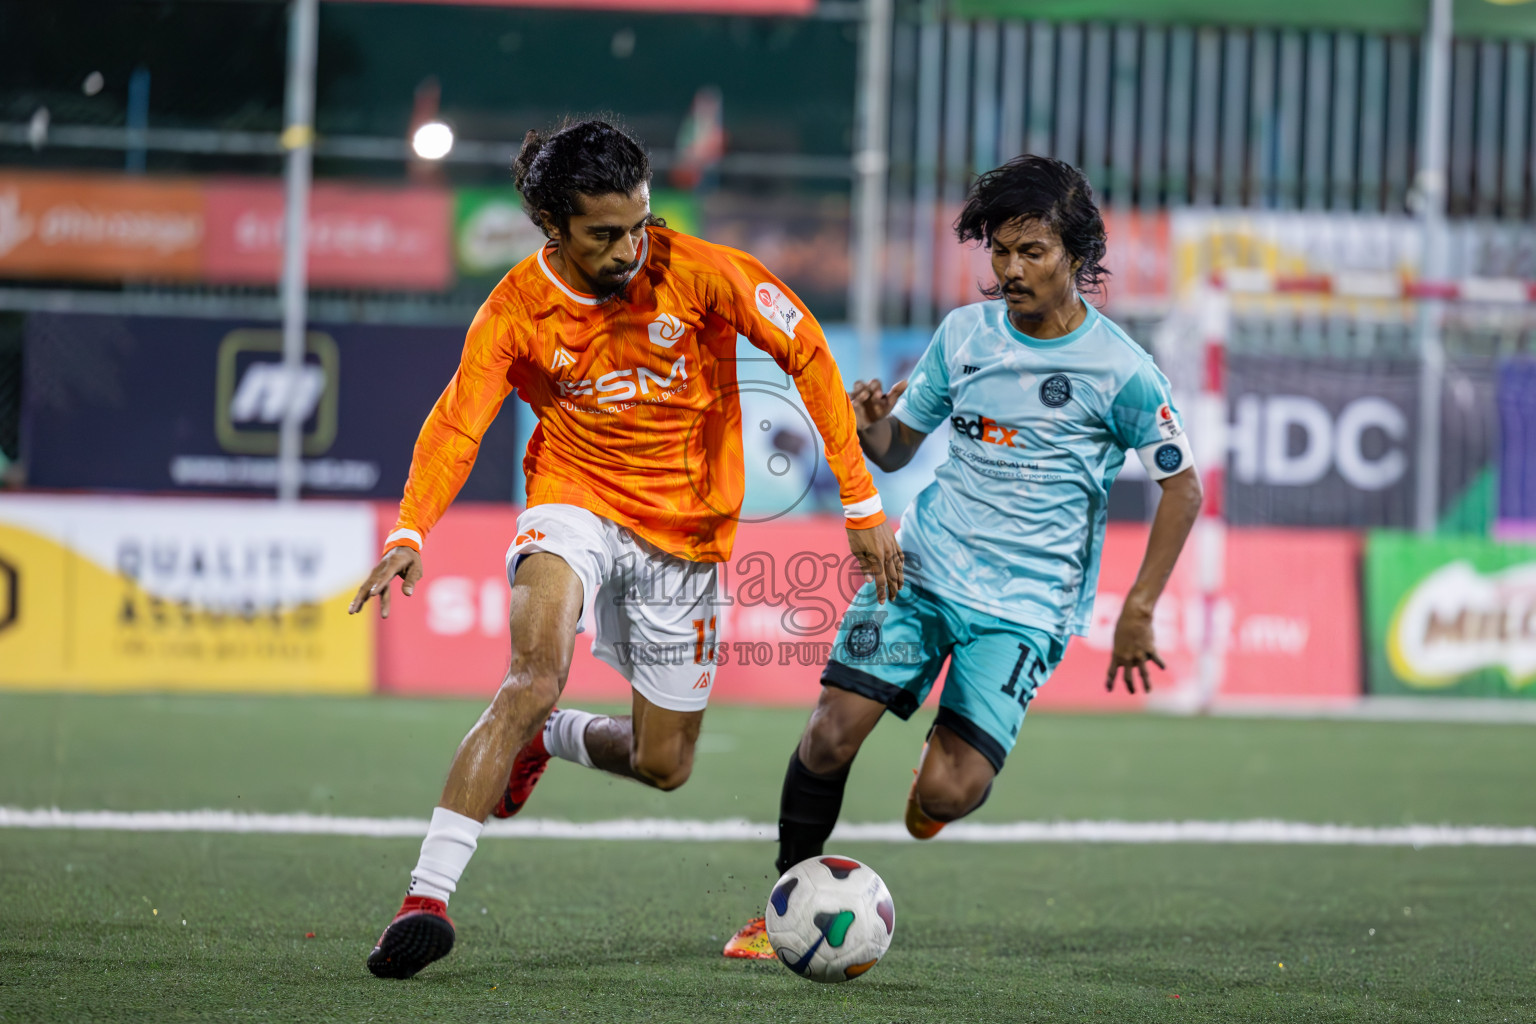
0, 171, 204, 281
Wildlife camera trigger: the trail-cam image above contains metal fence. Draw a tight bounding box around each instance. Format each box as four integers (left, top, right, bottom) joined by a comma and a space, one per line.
885, 17, 1536, 325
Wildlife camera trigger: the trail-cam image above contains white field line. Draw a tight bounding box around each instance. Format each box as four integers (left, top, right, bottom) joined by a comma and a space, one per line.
2, 808, 1534, 847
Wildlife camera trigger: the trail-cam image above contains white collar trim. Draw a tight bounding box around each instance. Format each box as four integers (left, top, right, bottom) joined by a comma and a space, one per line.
536, 230, 649, 306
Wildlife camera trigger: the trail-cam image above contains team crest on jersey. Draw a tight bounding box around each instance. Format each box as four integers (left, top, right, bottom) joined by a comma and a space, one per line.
1154, 443, 1184, 473
846, 620, 881, 659
648, 312, 687, 348
754, 282, 803, 340
550, 348, 577, 372
1039, 374, 1072, 408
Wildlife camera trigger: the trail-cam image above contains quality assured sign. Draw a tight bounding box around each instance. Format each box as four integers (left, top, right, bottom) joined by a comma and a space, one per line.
0, 494, 375, 693
1366, 531, 1536, 698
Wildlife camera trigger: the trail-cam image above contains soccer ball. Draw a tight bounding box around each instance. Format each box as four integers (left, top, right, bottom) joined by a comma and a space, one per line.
764, 855, 895, 983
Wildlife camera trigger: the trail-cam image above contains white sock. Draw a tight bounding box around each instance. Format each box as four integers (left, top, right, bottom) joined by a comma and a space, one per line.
407, 807, 483, 904
544, 708, 598, 769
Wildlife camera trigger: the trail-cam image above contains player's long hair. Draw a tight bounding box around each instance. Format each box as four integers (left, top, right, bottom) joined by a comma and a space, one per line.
514, 118, 664, 237
955, 154, 1110, 301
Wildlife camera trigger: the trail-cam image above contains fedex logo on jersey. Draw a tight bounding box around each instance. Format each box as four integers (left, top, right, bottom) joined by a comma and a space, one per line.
556, 355, 689, 405
950, 413, 1019, 448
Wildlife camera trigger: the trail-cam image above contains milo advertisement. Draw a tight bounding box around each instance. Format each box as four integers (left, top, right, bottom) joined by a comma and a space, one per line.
1365, 531, 1536, 698
453, 188, 701, 279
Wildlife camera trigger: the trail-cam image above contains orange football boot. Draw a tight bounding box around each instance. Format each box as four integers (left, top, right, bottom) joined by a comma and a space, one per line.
904, 742, 946, 840
723, 916, 776, 960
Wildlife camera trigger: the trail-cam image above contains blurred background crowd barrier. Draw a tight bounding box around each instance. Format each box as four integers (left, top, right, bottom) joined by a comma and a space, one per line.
0, 0, 1533, 709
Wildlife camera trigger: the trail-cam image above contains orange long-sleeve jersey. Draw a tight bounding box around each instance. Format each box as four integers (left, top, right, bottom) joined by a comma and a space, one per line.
384, 226, 884, 563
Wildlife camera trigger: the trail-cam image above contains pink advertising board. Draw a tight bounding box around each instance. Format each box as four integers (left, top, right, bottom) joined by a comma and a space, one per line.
374, 506, 1361, 708
204, 180, 451, 290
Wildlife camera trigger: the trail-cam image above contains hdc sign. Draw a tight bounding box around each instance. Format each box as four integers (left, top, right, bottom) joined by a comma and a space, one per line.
1219, 355, 1436, 527
1227, 394, 1408, 490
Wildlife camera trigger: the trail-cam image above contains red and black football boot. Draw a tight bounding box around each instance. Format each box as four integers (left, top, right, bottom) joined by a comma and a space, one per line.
366, 895, 455, 979
491, 714, 554, 819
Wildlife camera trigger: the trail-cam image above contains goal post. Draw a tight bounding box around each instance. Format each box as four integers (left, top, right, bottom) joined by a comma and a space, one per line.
1150, 269, 1536, 713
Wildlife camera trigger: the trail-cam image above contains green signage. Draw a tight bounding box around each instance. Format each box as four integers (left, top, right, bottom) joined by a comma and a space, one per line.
649, 190, 701, 239
453, 188, 544, 279
1364, 531, 1536, 698
453, 188, 703, 280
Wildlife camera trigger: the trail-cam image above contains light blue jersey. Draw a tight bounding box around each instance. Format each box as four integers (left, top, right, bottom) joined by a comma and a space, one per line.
889, 298, 1194, 637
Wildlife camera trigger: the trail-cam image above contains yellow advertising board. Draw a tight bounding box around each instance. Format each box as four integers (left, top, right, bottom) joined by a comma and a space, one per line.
0, 496, 374, 693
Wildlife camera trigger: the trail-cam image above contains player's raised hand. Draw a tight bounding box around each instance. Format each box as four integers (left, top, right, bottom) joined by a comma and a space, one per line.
349, 546, 424, 619
849, 378, 909, 431
1105, 602, 1165, 694
847, 520, 904, 604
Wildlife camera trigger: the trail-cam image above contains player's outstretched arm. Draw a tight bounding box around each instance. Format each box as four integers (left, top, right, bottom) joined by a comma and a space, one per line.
349, 546, 424, 620
850, 379, 929, 473
1107, 468, 1203, 694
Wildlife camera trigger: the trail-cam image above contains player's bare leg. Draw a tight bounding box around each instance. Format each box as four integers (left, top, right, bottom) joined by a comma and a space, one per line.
368, 553, 581, 980
726, 686, 886, 959
581, 692, 704, 790
439, 553, 582, 817
511, 685, 704, 801
905, 724, 997, 839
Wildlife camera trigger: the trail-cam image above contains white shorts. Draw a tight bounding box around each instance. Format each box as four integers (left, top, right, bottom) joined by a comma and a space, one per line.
505, 504, 721, 713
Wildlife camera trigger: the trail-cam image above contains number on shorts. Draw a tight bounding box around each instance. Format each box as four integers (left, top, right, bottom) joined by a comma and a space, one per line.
692, 615, 718, 665
1000, 643, 1045, 709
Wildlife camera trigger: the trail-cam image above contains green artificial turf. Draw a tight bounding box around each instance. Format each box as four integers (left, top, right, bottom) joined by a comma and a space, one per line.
1, 693, 1533, 1022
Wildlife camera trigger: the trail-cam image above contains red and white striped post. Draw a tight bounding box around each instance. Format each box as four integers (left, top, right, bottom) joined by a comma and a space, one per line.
1191, 282, 1230, 710
1213, 269, 1536, 304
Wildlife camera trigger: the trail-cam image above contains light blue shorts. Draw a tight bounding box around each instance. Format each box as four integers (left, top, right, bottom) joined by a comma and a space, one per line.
821, 581, 1066, 772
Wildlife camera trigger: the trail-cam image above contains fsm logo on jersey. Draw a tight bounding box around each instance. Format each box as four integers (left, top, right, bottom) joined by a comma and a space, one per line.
555, 355, 689, 406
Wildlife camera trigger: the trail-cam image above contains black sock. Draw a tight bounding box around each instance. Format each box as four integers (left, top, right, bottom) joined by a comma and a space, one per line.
775, 751, 850, 876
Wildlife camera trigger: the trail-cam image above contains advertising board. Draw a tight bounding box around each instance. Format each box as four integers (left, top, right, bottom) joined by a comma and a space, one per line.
375, 507, 1361, 707
1365, 531, 1536, 699
23, 313, 521, 501
204, 180, 451, 290
1223, 354, 1495, 529
0, 495, 374, 693
0, 170, 203, 281
1499, 358, 1536, 522
0, 171, 455, 289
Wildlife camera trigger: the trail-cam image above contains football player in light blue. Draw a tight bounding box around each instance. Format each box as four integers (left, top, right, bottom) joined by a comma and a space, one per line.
725, 155, 1203, 960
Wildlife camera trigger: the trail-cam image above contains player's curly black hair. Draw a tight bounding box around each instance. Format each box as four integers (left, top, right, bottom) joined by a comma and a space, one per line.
513, 118, 663, 237
955, 154, 1110, 300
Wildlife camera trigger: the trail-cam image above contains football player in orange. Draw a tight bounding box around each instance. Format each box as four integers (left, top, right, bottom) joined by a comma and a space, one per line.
352, 119, 903, 979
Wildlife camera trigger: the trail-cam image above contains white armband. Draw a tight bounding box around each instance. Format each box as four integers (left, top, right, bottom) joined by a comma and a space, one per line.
1134, 434, 1195, 480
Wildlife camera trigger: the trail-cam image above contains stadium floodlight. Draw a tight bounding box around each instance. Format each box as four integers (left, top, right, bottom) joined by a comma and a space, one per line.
412, 121, 454, 160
